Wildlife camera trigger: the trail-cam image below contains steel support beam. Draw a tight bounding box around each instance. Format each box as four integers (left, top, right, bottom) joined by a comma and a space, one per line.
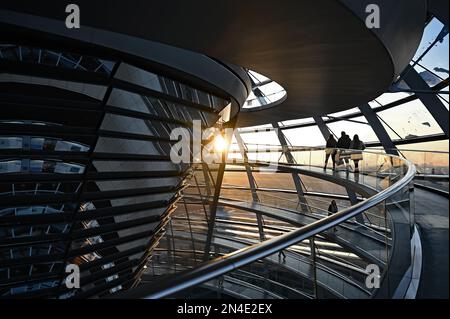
235, 131, 266, 241
359, 103, 399, 156
310, 236, 318, 298
313, 116, 333, 140
202, 163, 226, 261
272, 123, 310, 213
234, 132, 260, 203
203, 119, 237, 260
346, 188, 365, 224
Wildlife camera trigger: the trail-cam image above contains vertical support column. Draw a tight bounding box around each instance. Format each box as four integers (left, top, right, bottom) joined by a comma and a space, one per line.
272, 122, 310, 213
359, 104, 399, 155
313, 116, 332, 140
346, 188, 365, 224
193, 169, 210, 223
202, 161, 227, 260
408, 184, 416, 236
201, 163, 213, 198
310, 236, 318, 298
169, 219, 177, 272
235, 131, 266, 241
182, 197, 197, 262
234, 132, 260, 202
403, 68, 449, 138
203, 118, 237, 260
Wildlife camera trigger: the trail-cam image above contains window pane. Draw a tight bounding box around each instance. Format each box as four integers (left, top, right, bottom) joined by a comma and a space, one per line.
327, 117, 379, 144
377, 100, 444, 139
282, 126, 326, 147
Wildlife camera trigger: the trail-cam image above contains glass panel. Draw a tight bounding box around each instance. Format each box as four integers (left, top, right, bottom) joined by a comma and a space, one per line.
282, 126, 326, 147
239, 130, 281, 147
244, 70, 286, 109
115, 63, 229, 110
0, 44, 114, 75
328, 107, 360, 117
377, 99, 444, 139
373, 92, 411, 106
327, 117, 380, 144
413, 18, 445, 60
278, 117, 315, 127
141, 147, 415, 299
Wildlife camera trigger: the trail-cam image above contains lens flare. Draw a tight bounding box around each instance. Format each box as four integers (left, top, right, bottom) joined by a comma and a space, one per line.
214, 134, 228, 152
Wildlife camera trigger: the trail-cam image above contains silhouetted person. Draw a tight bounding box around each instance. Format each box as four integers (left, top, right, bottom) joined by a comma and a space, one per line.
278, 250, 286, 262
350, 134, 365, 173
328, 200, 338, 216
336, 132, 351, 169
328, 200, 338, 232
324, 134, 337, 170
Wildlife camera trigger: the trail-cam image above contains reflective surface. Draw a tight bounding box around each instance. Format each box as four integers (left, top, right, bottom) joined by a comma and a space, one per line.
136, 148, 416, 299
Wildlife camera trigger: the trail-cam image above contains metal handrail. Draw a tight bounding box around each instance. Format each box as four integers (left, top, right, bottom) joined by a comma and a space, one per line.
230, 145, 449, 155
383, 148, 449, 155
116, 151, 416, 299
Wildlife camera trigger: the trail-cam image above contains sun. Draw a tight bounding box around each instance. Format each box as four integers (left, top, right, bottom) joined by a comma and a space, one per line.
214, 134, 228, 152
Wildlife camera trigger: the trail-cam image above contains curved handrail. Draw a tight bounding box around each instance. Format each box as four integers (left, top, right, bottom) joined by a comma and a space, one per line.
117, 151, 416, 299
233, 145, 449, 155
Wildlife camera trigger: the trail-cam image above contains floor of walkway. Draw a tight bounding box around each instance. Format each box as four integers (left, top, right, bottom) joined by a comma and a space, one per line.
414, 188, 449, 299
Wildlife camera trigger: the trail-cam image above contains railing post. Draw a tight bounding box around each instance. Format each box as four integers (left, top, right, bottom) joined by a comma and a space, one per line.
310, 236, 318, 298
409, 184, 415, 235
272, 122, 310, 213
203, 119, 237, 261
309, 150, 312, 168
383, 199, 391, 297
235, 130, 266, 241
347, 188, 365, 224
169, 219, 177, 272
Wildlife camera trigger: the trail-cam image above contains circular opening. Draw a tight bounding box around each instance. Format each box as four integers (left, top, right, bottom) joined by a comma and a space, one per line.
243, 70, 287, 111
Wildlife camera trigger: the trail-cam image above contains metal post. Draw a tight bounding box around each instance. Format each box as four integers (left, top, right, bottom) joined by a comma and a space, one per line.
235, 131, 266, 241
313, 116, 332, 140
346, 188, 365, 224
359, 104, 399, 155
203, 119, 237, 260
272, 122, 310, 213
182, 197, 197, 262
193, 172, 210, 223
310, 236, 318, 298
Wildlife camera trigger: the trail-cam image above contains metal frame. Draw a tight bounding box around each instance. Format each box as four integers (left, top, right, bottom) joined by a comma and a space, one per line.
359, 104, 399, 156
272, 122, 310, 213
234, 131, 266, 241
0, 34, 237, 298
116, 152, 416, 298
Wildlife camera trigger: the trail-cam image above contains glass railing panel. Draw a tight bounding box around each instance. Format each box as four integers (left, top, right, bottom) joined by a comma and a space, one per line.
131, 148, 416, 299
